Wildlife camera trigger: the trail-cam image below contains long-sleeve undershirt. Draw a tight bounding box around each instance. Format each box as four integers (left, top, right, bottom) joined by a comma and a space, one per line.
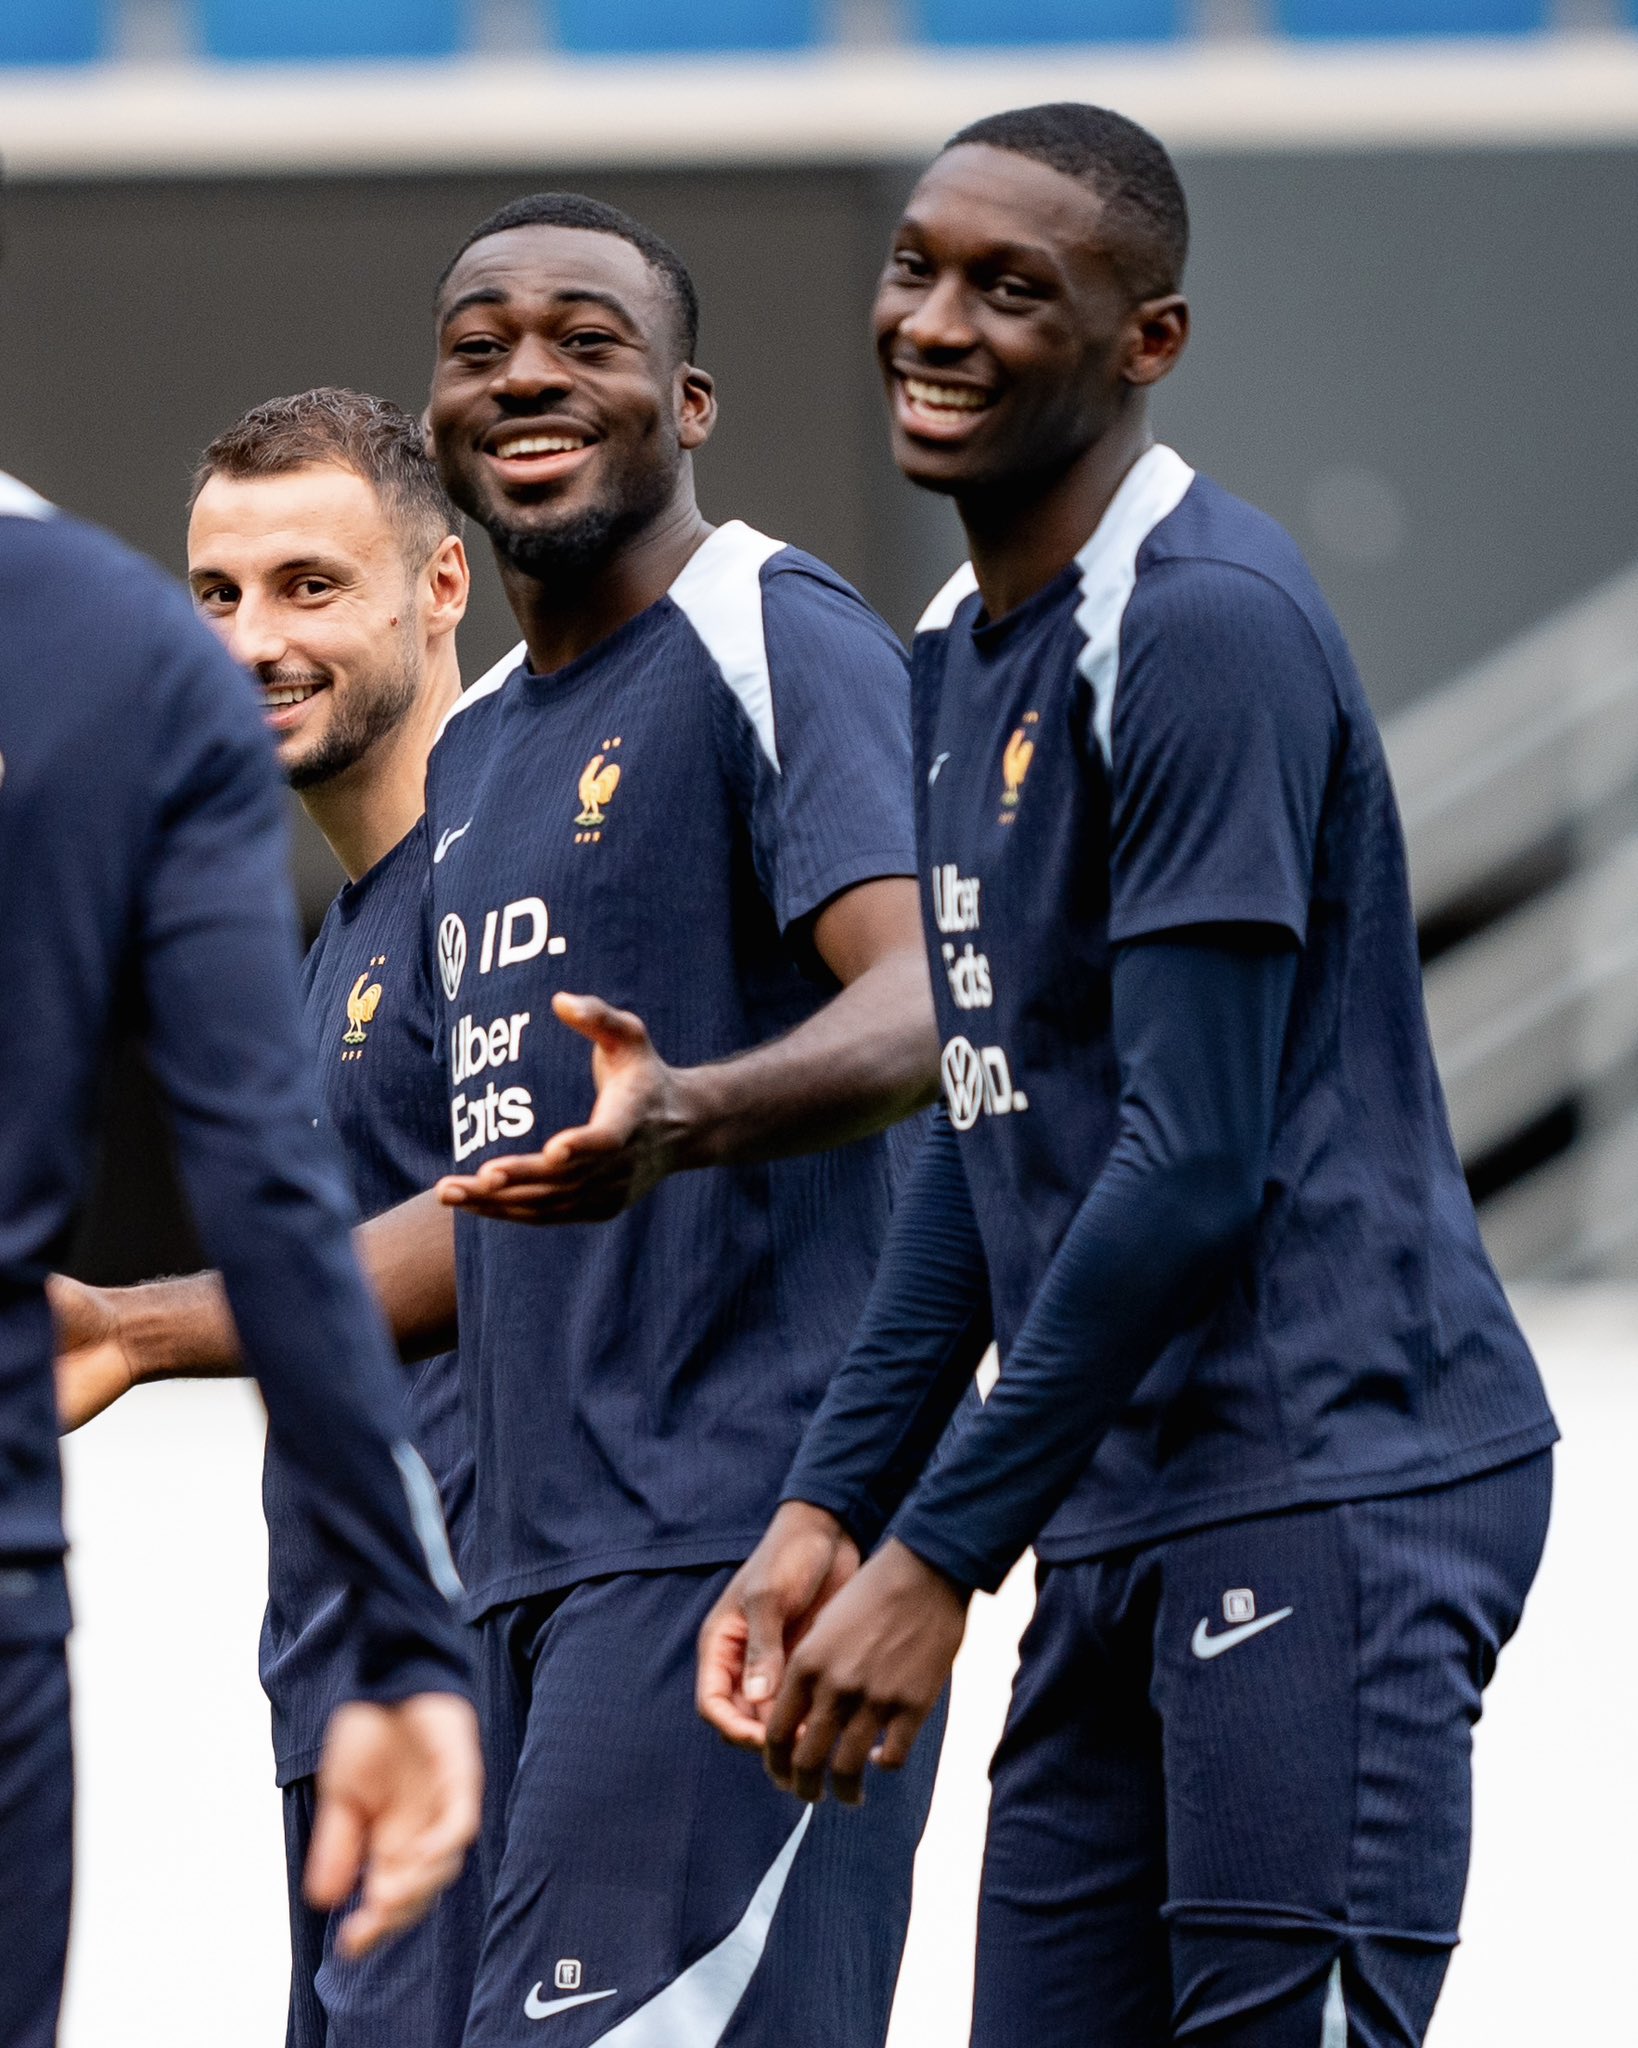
782, 928, 1298, 1594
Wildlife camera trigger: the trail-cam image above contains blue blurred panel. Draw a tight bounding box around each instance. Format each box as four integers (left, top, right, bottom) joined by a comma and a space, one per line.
200, 0, 464, 59
0, 0, 105, 62
1278, 0, 1544, 30
917, 0, 1179, 44
555, 0, 816, 54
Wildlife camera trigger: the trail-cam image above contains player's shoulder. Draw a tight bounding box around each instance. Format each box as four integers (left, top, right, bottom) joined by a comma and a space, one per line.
434, 640, 526, 750
672, 519, 900, 650
668, 520, 905, 767
0, 479, 193, 647
1133, 470, 1344, 660
0, 477, 262, 753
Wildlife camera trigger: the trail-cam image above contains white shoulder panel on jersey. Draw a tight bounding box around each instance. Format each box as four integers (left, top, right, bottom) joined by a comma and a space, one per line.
667, 519, 786, 770
435, 639, 526, 743
916, 560, 979, 636
0, 471, 53, 521
1073, 443, 1196, 770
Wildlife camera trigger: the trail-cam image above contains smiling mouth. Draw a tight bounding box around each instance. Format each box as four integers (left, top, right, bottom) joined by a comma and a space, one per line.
904, 377, 991, 413
263, 681, 326, 709
492, 432, 590, 459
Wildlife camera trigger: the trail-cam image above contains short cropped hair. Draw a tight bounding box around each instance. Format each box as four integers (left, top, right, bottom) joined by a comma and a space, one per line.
944, 103, 1189, 297
192, 387, 459, 566
437, 192, 700, 361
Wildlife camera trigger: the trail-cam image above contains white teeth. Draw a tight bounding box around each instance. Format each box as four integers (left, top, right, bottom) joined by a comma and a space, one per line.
265, 684, 321, 708
496, 434, 587, 458
904, 378, 990, 413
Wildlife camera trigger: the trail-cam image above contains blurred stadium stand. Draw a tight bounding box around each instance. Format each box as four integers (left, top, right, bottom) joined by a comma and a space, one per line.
1, 0, 1635, 61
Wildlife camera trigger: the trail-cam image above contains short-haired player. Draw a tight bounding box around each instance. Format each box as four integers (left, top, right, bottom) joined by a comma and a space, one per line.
701, 103, 1556, 2048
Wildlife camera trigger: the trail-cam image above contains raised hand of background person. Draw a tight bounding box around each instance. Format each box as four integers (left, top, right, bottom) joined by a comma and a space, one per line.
761, 1537, 968, 1808
50, 1274, 141, 1431
697, 1503, 862, 1749
436, 992, 694, 1225
305, 1690, 482, 1958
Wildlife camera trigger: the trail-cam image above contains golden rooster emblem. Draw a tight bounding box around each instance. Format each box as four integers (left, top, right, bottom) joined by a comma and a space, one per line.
1001, 726, 1036, 810
342, 972, 383, 1046
575, 751, 622, 828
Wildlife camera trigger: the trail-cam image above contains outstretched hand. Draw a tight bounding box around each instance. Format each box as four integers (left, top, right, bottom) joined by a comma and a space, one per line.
49, 1273, 139, 1432
305, 1691, 483, 1958
761, 1538, 969, 1808
436, 993, 693, 1225
696, 1503, 861, 1750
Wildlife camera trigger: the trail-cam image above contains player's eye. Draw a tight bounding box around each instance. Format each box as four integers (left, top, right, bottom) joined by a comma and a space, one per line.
451, 334, 505, 360
293, 578, 333, 600
889, 248, 932, 283
195, 585, 235, 608
561, 328, 620, 352
989, 275, 1044, 305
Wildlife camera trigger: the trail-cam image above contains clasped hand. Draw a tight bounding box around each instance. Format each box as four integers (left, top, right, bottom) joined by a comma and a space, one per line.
697, 1504, 968, 1807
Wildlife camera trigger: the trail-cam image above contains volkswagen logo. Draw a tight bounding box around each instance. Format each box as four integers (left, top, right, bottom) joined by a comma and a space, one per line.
941, 1035, 985, 1131
437, 913, 468, 1003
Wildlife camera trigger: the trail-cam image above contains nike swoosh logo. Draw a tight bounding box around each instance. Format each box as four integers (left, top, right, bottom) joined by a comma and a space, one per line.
433, 820, 472, 863
587, 1810, 811, 2044
1190, 1607, 1294, 1660
928, 751, 951, 785
525, 1988, 617, 2021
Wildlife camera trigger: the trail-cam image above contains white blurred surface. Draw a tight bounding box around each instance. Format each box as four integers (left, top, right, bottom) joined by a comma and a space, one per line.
59, 1292, 1635, 2047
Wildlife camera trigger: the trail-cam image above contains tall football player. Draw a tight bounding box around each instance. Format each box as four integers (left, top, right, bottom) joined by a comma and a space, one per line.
701, 103, 1557, 2048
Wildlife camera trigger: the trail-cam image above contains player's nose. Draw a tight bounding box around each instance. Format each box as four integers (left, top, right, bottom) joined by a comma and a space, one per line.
224, 599, 289, 671
492, 330, 574, 403
894, 272, 982, 359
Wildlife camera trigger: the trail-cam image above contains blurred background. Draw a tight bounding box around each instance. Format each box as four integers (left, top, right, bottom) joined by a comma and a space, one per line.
1, 9, 1633, 2043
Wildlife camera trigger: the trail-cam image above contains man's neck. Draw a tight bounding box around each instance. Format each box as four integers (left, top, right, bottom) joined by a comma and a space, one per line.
301, 641, 463, 884
958, 408, 1154, 624
501, 487, 712, 677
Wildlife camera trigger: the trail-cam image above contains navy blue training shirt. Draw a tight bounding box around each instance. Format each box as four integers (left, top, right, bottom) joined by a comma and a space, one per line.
0, 476, 467, 1696
788, 446, 1554, 1584
263, 819, 475, 1784
425, 521, 918, 1616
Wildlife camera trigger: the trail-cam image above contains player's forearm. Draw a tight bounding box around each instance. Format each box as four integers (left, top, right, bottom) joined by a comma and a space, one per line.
780, 1109, 992, 1549
110, 1194, 455, 1378
673, 942, 939, 1171
355, 1191, 458, 1362
891, 935, 1296, 1594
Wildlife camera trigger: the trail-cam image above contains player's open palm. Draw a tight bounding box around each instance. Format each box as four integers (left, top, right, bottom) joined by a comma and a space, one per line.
697, 1502, 861, 1749
305, 1691, 482, 1959
437, 991, 689, 1224
48, 1273, 139, 1432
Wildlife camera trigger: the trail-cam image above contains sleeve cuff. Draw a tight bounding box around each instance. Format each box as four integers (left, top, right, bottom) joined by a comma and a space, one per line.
888, 1504, 1016, 1598
777, 1482, 887, 1557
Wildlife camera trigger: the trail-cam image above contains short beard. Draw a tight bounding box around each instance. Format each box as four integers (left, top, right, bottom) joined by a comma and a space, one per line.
483, 451, 680, 589
284, 625, 421, 792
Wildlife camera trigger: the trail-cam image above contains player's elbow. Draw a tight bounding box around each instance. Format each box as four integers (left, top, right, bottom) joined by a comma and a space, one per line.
1155, 1149, 1264, 1272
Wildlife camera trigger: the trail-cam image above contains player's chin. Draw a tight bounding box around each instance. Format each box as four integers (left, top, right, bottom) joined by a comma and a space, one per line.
888, 425, 998, 497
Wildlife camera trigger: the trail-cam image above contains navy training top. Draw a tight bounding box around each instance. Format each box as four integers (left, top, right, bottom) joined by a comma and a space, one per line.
844, 447, 1554, 1565
0, 475, 467, 1698
424, 521, 918, 1616
262, 819, 476, 1785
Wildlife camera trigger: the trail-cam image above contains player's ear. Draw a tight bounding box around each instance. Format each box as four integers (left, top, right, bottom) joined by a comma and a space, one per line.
423, 534, 470, 638
678, 365, 717, 451
419, 405, 439, 461
1122, 295, 1189, 389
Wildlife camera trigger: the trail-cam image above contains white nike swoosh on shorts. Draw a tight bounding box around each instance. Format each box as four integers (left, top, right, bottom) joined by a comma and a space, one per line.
1189, 1607, 1295, 1660
526, 1987, 618, 2020
586, 1809, 812, 2044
